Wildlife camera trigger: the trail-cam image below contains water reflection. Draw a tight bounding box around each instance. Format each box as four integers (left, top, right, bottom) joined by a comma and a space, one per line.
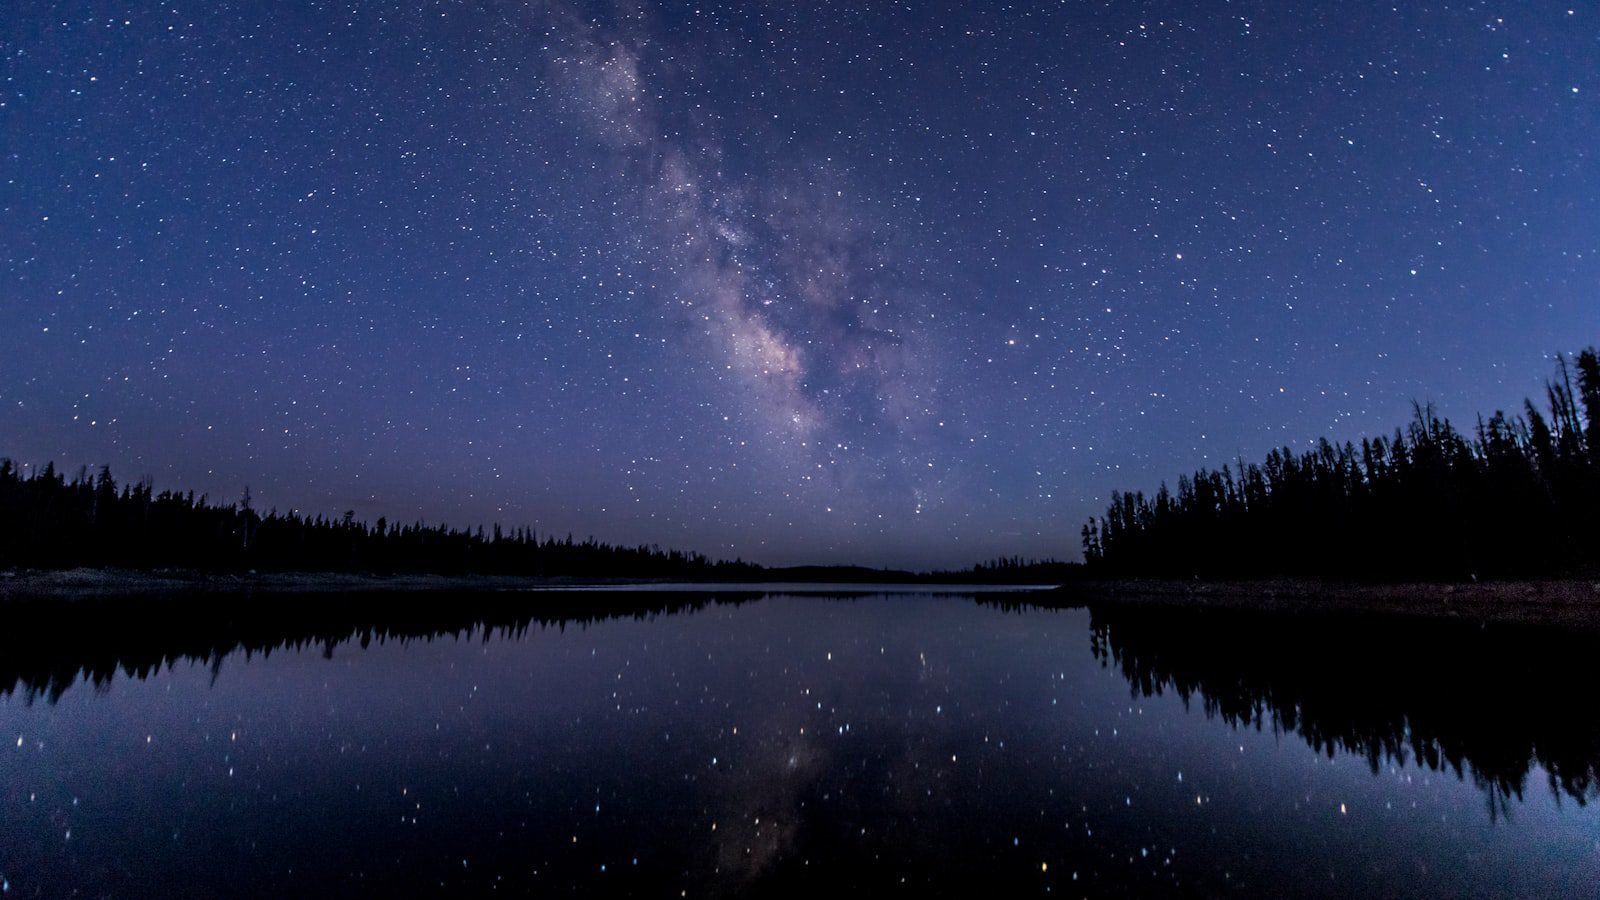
10, 590, 1600, 815
0, 590, 768, 704
0, 588, 1009, 704
1083, 600, 1600, 815
2, 591, 1599, 896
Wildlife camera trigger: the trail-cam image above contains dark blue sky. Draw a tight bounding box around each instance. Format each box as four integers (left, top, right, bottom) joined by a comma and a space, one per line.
4, 1, 1596, 568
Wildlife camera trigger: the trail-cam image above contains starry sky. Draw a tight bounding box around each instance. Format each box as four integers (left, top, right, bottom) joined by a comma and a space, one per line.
3, 1, 1596, 568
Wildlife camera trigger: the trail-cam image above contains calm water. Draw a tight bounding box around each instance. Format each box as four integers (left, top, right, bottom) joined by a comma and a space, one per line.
1, 588, 1597, 897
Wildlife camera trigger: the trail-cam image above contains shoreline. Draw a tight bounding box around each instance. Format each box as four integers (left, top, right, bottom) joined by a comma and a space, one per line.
1048, 577, 1600, 629
0, 568, 668, 598
8, 568, 1600, 630
0, 568, 1053, 599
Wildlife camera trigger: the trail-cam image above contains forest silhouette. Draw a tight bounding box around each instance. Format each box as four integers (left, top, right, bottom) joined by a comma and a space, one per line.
1082, 347, 1600, 578
10, 346, 1596, 581
0, 459, 1069, 582
0, 460, 762, 579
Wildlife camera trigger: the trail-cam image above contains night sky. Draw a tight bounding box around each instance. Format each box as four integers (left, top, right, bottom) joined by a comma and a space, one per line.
4, 2, 1596, 568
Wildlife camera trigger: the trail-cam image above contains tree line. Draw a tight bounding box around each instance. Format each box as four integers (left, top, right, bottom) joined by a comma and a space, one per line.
1081, 347, 1600, 579
0, 461, 764, 579
0, 461, 1076, 582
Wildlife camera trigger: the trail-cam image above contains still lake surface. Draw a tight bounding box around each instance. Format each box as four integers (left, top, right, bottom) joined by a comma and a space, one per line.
1, 586, 1597, 897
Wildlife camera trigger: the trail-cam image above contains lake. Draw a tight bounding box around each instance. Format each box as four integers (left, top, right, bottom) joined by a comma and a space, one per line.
1, 587, 1597, 897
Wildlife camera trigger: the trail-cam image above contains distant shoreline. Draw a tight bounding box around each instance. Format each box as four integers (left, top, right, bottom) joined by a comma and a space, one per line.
0, 568, 670, 598
0, 568, 1057, 599
8, 568, 1600, 630
1049, 577, 1600, 629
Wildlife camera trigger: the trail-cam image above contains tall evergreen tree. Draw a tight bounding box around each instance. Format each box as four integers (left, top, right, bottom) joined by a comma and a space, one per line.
1085, 346, 1600, 579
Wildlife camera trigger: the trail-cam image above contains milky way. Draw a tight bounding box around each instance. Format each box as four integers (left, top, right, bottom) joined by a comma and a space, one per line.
547, 7, 941, 449
3, 2, 1596, 567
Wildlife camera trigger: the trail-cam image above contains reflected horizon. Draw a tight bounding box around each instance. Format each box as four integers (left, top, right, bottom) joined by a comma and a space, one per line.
3, 590, 1599, 896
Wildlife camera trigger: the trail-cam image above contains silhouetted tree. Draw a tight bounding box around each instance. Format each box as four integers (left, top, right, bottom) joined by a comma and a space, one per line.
1085, 346, 1600, 579
0, 465, 773, 580
0, 465, 1067, 583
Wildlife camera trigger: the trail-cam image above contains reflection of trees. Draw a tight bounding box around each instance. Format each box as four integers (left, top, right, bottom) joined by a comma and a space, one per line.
15, 589, 1597, 819
1088, 602, 1600, 812
0, 591, 761, 704
0, 590, 1006, 705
